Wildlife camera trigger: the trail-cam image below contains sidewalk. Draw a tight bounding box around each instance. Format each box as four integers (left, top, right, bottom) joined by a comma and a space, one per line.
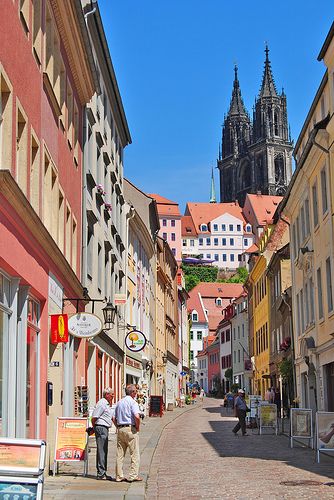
44, 402, 200, 500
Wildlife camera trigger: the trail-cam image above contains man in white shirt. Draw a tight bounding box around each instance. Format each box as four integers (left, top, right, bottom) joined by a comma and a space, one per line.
113, 384, 142, 482
91, 387, 114, 480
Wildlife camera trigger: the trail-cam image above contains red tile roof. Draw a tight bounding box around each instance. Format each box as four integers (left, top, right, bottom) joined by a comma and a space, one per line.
187, 290, 207, 323
243, 243, 259, 254
184, 202, 247, 234
191, 282, 244, 298
181, 215, 197, 236
244, 193, 282, 226
148, 193, 181, 217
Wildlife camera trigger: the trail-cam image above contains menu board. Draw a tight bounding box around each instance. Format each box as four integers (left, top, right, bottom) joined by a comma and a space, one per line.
0, 439, 46, 475
290, 408, 313, 449
54, 418, 88, 462
149, 396, 164, 417
0, 475, 43, 500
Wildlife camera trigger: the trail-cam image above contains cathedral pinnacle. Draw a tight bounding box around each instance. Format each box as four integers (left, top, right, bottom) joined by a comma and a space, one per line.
259, 44, 278, 98
228, 65, 248, 117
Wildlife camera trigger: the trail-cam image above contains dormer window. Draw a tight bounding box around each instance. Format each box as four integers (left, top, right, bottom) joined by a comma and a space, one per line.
245, 224, 252, 233
216, 298, 222, 306
201, 224, 208, 232
192, 311, 198, 322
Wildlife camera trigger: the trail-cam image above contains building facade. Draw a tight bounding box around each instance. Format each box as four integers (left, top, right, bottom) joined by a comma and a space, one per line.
82, 0, 131, 409
149, 194, 182, 261
0, 0, 96, 463
231, 292, 251, 392
218, 49, 293, 205
281, 22, 334, 412
182, 202, 254, 269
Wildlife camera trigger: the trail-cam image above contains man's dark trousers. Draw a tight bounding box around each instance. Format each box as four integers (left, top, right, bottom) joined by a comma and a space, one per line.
95, 425, 109, 477
233, 409, 247, 435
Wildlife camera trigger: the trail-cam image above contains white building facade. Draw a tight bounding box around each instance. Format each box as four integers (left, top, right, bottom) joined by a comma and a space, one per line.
231, 294, 251, 392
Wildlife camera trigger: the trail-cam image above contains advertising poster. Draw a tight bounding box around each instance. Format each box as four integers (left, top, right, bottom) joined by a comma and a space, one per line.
54, 418, 87, 462
291, 409, 312, 438
249, 395, 262, 418
0, 439, 46, 475
317, 412, 334, 450
0, 476, 43, 500
259, 403, 277, 434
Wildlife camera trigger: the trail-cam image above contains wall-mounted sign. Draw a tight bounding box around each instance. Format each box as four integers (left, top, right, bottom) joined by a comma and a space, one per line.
68, 313, 103, 339
125, 330, 147, 352
126, 356, 142, 369
114, 293, 127, 305
50, 314, 69, 344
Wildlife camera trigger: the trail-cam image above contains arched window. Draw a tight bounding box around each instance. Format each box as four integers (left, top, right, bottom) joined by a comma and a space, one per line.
200, 224, 208, 232
216, 298, 222, 306
274, 110, 279, 136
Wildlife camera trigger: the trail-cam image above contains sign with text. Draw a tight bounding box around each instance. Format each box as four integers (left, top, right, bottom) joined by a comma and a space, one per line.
316, 411, 334, 462
0, 438, 46, 476
114, 293, 127, 305
149, 396, 164, 417
259, 403, 277, 435
54, 418, 87, 463
290, 408, 313, 449
68, 313, 103, 339
249, 395, 262, 418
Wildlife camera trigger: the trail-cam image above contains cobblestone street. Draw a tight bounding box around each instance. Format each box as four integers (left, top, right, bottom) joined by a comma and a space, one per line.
146, 398, 334, 499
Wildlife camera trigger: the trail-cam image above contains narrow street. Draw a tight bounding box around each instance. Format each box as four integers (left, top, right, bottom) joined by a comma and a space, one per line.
146, 398, 334, 499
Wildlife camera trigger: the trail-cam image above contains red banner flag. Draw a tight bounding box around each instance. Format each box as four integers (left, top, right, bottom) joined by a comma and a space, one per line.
51, 314, 69, 344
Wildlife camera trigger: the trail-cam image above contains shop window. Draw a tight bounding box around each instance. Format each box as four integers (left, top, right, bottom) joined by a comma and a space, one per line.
16, 106, 28, 195
0, 71, 13, 169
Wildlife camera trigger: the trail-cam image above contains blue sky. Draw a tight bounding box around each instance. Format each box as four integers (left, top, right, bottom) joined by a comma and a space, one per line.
99, 1, 333, 212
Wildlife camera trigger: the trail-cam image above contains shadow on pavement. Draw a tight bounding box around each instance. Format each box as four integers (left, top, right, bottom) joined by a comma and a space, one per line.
201, 408, 334, 482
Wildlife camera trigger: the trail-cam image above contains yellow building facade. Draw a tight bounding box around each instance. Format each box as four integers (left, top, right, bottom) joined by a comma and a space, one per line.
281, 23, 334, 411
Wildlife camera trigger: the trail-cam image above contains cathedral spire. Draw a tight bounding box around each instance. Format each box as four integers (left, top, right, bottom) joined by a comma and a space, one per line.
259, 45, 278, 98
210, 167, 216, 203
228, 65, 248, 117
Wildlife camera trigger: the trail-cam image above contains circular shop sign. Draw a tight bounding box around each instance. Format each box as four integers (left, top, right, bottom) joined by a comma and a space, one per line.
125, 330, 147, 352
68, 312, 103, 339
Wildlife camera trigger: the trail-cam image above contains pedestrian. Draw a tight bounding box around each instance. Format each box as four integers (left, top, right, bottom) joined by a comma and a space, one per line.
200, 388, 205, 402
91, 387, 114, 480
112, 384, 143, 483
265, 386, 272, 402
274, 388, 281, 417
232, 389, 250, 436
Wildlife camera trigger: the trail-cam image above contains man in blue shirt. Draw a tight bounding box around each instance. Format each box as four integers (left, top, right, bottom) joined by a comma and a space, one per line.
232, 389, 249, 436
113, 384, 142, 482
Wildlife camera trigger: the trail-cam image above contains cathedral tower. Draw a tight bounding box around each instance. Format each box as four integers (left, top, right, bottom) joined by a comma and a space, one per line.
218, 47, 293, 205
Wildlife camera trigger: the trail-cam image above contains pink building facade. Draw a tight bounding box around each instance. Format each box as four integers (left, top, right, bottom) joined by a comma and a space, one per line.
0, 0, 96, 444
148, 194, 182, 261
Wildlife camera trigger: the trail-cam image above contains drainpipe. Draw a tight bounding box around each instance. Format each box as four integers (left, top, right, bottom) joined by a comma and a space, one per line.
123, 205, 135, 387
84, 2, 97, 22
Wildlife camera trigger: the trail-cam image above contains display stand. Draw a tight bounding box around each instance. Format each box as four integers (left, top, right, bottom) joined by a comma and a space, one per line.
290, 408, 313, 448
316, 411, 334, 463
0, 438, 46, 499
259, 403, 278, 435
53, 417, 88, 476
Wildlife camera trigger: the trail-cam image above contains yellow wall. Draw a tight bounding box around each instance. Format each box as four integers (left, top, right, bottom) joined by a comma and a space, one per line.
251, 255, 270, 396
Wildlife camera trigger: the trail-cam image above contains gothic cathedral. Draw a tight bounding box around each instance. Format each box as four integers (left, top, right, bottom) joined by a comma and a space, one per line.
217, 47, 293, 206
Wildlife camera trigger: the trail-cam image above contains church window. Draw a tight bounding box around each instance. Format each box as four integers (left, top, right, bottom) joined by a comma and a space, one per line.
222, 238, 226, 246
274, 110, 279, 136
222, 224, 226, 231
199, 238, 203, 246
